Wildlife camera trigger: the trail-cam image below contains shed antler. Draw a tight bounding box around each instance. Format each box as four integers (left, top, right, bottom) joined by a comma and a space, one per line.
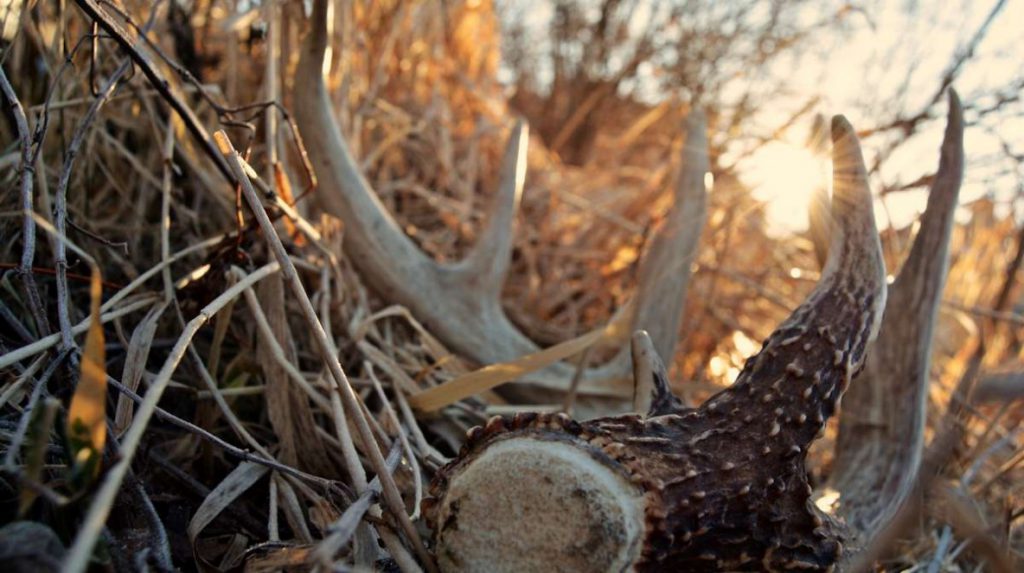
422, 116, 889, 572
294, 0, 707, 405
829, 90, 965, 548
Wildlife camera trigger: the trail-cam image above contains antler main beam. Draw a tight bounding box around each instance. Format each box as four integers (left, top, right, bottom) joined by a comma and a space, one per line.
422, 116, 888, 572
294, 0, 707, 406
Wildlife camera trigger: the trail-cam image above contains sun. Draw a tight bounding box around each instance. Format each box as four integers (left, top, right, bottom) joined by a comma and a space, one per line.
743, 141, 831, 235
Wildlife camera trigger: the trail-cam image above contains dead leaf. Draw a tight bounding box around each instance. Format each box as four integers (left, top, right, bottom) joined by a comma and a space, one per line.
114, 301, 168, 435
19, 398, 59, 515
67, 267, 107, 481
408, 299, 635, 412
188, 462, 270, 543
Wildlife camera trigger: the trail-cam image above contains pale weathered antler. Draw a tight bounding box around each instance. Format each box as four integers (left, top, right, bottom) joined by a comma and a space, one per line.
630, 330, 688, 416
294, 0, 707, 404
422, 115, 888, 572
829, 90, 964, 548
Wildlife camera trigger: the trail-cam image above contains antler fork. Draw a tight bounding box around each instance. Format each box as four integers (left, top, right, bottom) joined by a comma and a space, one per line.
294, 0, 707, 408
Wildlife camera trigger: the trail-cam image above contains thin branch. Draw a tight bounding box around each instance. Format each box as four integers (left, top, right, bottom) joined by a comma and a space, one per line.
52, 57, 133, 351
105, 375, 338, 489
0, 64, 48, 336
863, 0, 1008, 175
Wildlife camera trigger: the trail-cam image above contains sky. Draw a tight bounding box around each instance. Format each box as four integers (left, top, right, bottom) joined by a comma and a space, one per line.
497, 0, 1024, 235
735, 0, 1023, 233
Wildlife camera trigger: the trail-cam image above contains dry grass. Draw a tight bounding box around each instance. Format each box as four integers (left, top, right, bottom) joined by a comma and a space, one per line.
0, 1, 1021, 571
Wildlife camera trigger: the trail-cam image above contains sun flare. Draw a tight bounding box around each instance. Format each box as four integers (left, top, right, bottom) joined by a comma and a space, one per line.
744, 141, 831, 235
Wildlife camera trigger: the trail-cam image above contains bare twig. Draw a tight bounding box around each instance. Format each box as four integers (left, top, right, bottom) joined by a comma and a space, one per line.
865, 0, 1008, 176
0, 65, 48, 336
52, 59, 132, 351
71, 0, 234, 182
48, 1, 164, 352
105, 375, 338, 489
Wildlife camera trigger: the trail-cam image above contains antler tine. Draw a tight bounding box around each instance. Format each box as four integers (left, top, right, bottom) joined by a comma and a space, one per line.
698, 112, 887, 459
451, 121, 529, 298
629, 111, 709, 362
630, 330, 687, 416
295, 0, 710, 410
295, 0, 436, 294
827, 115, 888, 315
831, 89, 964, 541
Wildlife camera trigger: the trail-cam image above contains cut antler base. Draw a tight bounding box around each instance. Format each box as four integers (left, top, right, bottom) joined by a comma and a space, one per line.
429, 428, 648, 572
427, 408, 851, 572
424, 115, 890, 572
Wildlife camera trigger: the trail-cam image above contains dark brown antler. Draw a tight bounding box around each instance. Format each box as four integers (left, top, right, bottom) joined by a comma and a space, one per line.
422, 115, 888, 572
294, 0, 707, 408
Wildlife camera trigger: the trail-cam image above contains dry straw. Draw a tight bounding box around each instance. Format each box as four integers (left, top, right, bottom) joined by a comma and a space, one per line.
0, 1, 1020, 571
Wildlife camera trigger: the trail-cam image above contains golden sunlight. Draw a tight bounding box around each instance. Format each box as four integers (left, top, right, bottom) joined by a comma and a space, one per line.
744, 140, 830, 235
708, 330, 763, 386
814, 487, 842, 514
